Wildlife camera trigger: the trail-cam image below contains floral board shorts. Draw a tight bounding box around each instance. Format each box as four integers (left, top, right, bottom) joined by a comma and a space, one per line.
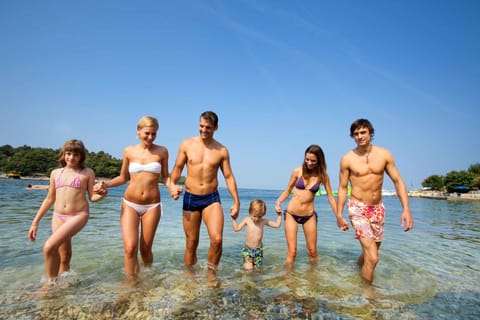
348, 199, 385, 242
241, 243, 264, 268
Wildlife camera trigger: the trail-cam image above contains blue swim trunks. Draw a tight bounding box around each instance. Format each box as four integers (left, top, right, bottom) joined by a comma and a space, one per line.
183, 190, 221, 211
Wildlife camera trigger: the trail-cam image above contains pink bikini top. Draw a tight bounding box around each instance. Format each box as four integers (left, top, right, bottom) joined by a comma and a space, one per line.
55, 169, 82, 189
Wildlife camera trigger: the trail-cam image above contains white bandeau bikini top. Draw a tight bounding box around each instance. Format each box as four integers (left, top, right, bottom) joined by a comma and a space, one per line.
128, 162, 162, 174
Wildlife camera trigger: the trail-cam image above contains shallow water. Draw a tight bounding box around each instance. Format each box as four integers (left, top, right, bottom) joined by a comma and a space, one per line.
0, 179, 479, 319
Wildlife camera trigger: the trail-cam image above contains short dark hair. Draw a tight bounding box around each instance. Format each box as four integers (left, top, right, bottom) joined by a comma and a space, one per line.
200, 111, 218, 127
350, 118, 374, 138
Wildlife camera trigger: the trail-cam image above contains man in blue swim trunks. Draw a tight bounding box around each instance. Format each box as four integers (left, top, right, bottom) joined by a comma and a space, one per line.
169, 111, 240, 283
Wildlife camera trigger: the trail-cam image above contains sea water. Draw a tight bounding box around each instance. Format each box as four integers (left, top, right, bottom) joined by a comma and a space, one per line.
0, 179, 479, 319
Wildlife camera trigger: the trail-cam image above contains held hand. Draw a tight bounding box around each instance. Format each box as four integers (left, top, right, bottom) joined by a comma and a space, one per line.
230, 205, 239, 220
169, 185, 182, 200
400, 211, 414, 232
93, 182, 107, 195
275, 203, 282, 214
336, 217, 349, 231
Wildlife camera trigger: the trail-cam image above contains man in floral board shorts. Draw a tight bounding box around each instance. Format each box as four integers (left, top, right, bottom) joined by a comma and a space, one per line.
335, 119, 414, 283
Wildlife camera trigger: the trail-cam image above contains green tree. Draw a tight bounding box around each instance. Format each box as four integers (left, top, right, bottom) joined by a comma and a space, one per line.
422, 175, 444, 190
0, 144, 188, 182
468, 163, 480, 175
472, 176, 480, 189
444, 170, 474, 192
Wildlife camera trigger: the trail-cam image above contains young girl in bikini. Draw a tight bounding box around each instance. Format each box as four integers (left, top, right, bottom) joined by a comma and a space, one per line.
28, 139, 107, 288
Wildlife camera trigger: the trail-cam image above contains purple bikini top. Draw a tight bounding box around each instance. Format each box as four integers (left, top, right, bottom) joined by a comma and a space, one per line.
295, 176, 320, 193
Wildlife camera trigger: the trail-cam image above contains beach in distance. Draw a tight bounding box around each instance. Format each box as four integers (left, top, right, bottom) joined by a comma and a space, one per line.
0, 178, 479, 319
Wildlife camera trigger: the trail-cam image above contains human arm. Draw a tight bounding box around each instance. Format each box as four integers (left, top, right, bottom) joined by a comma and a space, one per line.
323, 174, 338, 215
275, 169, 298, 213
385, 153, 413, 232
336, 157, 350, 231
160, 147, 171, 187
231, 216, 248, 232
87, 169, 107, 202
28, 173, 56, 241
220, 149, 240, 219
265, 211, 282, 228
94, 148, 131, 193
168, 142, 187, 200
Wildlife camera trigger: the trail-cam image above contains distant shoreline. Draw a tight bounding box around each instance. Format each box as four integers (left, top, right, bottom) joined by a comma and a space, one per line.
2, 176, 479, 202
408, 189, 480, 202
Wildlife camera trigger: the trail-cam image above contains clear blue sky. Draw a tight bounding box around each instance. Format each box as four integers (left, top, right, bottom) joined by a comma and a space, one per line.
1, 1, 479, 190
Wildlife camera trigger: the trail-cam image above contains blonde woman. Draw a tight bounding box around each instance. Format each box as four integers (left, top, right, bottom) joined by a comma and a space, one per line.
95, 116, 170, 276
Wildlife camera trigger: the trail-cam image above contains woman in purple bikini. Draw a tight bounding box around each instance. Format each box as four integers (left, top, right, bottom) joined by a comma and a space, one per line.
275, 144, 337, 268
28, 139, 107, 289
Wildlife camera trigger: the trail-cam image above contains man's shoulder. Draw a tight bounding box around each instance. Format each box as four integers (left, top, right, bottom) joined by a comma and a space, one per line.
372, 145, 392, 157
180, 136, 199, 146
341, 149, 356, 160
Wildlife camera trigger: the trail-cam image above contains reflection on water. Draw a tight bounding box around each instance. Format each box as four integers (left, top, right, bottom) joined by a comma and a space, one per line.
0, 180, 479, 319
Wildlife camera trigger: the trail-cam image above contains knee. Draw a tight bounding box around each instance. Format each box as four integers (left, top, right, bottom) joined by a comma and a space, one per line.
43, 240, 58, 257
365, 253, 379, 266
186, 238, 199, 251
306, 247, 317, 259
124, 243, 138, 259
209, 235, 222, 249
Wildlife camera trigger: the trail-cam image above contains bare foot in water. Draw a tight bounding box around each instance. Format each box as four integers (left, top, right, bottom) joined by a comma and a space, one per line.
31, 279, 56, 299
206, 263, 220, 288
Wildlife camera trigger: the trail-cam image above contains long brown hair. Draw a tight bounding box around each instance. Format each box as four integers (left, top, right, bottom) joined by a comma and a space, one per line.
302, 144, 328, 183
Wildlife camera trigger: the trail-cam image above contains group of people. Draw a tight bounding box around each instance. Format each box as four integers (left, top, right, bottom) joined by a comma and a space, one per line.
28, 112, 413, 291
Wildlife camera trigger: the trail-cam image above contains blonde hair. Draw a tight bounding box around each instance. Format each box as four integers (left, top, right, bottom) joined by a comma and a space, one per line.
249, 199, 266, 217
137, 115, 159, 130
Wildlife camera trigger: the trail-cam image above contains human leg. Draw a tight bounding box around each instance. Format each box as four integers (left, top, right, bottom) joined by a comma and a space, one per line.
120, 201, 141, 276
44, 213, 89, 281
202, 202, 224, 269
139, 205, 161, 267
284, 212, 299, 266
241, 247, 254, 270
58, 238, 72, 274
183, 210, 202, 266
302, 215, 318, 264
358, 238, 381, 283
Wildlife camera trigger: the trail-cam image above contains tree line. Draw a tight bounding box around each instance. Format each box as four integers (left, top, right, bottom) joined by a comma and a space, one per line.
2, 144, 476, 190
422, 163, 480, 192
0, 144, 185, 184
